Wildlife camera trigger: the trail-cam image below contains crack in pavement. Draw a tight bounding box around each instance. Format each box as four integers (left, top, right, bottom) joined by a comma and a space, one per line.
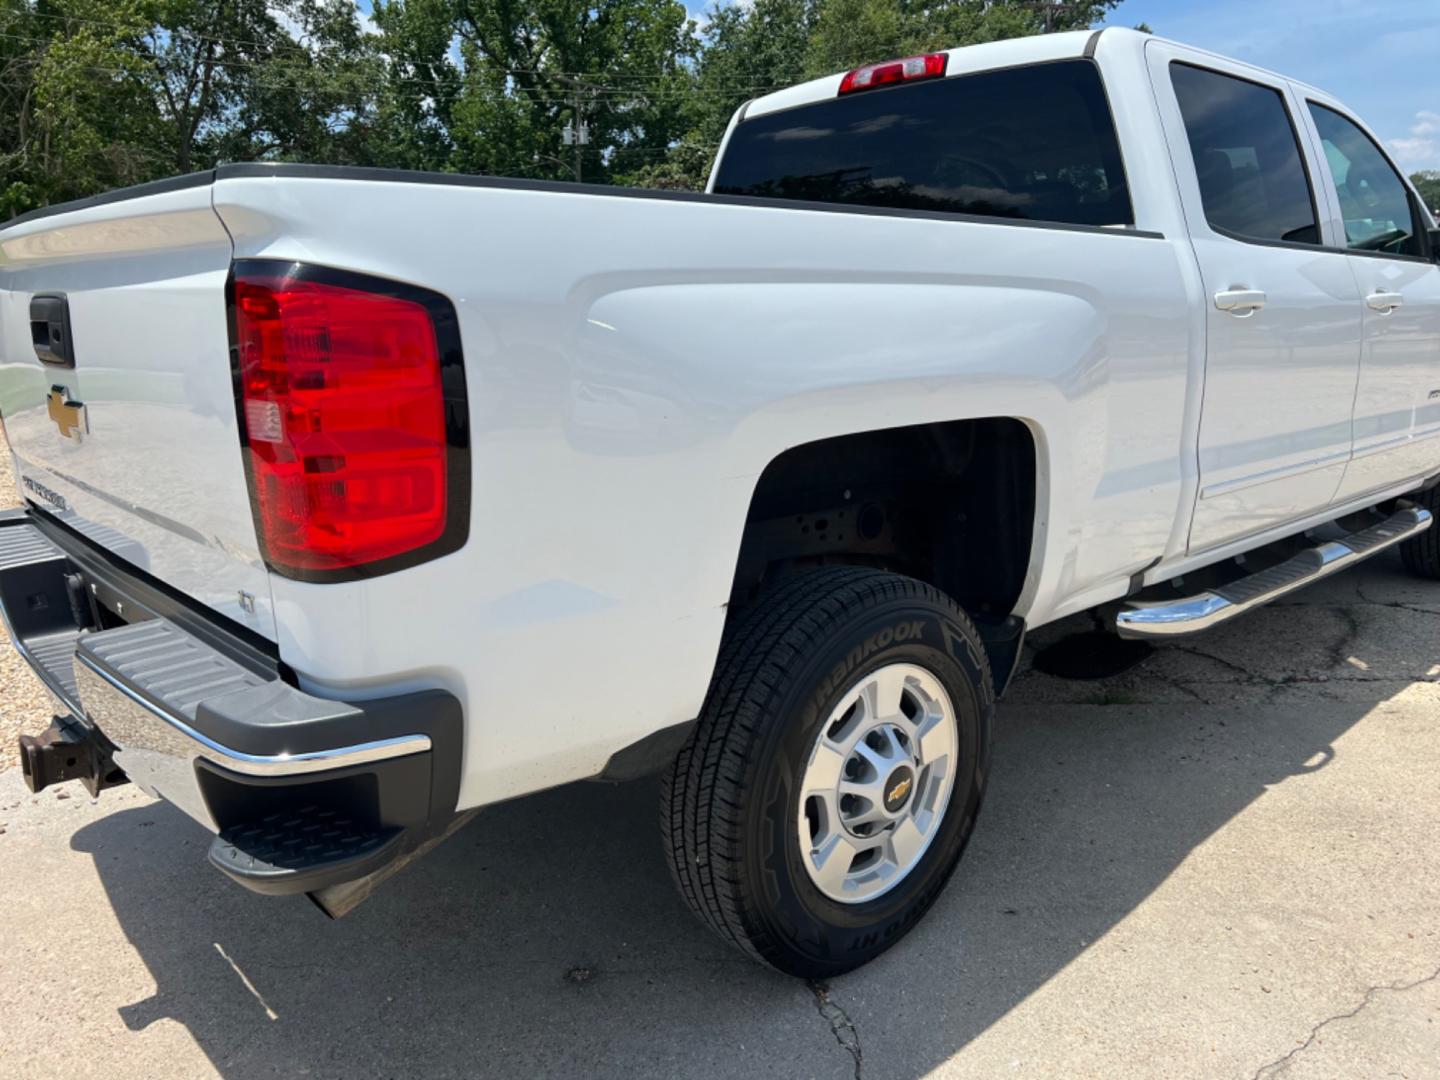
1354, 582, 1440, 617
1250, 962, 1440, 1079
809, 980, 862, 1079
1160, 644, 1276, 685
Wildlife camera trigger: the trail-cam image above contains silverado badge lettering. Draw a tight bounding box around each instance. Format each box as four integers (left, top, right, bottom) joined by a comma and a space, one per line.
21, 475, 67, 512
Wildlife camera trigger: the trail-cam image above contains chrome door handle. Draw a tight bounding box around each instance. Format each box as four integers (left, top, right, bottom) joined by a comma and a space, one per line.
1366, 290, 1404, 313
1214, 288, 1267, 315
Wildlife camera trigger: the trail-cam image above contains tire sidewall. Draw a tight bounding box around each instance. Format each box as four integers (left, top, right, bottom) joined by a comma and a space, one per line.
743, 596, 993, 973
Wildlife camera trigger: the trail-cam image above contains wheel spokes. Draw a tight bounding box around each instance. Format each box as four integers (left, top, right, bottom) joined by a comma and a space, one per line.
915, 711, 952, 766
887, 815, 926, 868
862, 665, 911, 722
809, 832, 862, 895
852, 737, 897, 777
802, 740, 847, 800
840, 795, 888, 831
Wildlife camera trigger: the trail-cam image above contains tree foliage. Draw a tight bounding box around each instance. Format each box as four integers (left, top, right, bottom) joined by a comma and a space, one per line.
0, 0, 1129, 215
1413, 171, 1440, 214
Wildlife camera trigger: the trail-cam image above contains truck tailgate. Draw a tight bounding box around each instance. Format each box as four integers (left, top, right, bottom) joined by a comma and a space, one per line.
0, 178, 275, 640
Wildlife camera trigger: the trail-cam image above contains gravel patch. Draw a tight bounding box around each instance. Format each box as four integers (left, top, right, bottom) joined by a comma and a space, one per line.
0, 448, 56, 771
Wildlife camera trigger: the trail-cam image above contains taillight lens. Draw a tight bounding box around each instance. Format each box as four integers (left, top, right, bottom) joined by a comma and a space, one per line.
232, 263, 463, 578
838, 53, 948, 95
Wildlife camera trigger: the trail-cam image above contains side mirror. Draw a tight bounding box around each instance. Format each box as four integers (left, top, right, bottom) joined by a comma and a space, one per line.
1431, 228, 1440, 263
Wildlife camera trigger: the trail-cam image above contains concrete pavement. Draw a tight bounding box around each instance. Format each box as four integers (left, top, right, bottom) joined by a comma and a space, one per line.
1, 551, 1438, 1078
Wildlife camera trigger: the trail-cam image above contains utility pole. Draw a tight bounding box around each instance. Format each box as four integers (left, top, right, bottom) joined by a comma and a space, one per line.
560, 90, 589, 183
1021, 0, 1083, 33
554, 75, 599, 184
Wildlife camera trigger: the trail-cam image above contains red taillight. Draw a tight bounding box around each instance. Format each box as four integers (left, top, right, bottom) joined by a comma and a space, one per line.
838, 53, 948, 95
233, 265, 458, 577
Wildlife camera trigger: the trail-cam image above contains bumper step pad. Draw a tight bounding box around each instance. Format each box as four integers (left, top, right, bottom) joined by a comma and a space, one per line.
0, 521, 83, 712
78, 618, 270, 721
210, 808, 403, 895
2, 508, 463, 909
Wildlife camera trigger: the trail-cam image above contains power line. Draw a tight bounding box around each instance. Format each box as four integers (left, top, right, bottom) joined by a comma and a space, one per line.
0, 33, 784, 94
3, 9, 777, 86
0, 34, 791, 101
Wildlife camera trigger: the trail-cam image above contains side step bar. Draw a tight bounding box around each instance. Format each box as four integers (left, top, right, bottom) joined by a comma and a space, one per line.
1116, 505, 1432, 640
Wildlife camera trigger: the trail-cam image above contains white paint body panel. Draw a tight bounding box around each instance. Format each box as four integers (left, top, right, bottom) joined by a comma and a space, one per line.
0, 30, 1436, 812
1144, 41, 1366, 552
213, 170, 1194, 806
1292, 89, 1440, 505
0, 187, 276, 638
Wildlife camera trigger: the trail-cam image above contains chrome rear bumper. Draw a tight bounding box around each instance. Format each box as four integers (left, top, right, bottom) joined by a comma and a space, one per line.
2, 507, 462, 897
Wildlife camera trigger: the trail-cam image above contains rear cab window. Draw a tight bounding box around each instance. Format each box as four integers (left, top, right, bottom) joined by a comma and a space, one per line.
712, 60, 1134, 229
1168, 62, 1319, 246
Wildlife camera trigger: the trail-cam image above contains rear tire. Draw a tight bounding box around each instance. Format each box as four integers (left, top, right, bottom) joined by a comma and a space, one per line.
660, 567, 994, 978
1400, 486, 1440, 580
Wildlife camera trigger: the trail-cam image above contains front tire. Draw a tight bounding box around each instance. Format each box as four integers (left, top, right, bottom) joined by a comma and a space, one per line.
1400, 485, 1440, 579
660, 567, 994, 977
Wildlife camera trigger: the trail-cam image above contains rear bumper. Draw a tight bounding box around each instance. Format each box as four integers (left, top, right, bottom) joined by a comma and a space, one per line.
2, 506, 462, 897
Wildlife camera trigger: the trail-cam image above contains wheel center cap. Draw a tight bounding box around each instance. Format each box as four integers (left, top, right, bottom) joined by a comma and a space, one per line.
882, 765, 915, 814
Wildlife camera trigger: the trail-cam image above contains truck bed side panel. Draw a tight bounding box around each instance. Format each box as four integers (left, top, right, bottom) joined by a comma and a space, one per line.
213, 173, 1194, 808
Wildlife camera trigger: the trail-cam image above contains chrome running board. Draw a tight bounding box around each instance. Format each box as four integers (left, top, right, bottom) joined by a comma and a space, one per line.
1116, 506, 1432, 640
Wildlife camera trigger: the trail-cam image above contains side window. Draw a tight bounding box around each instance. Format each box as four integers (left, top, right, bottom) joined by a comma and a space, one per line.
1170, 63, 1319, 245
1308, 104, 1423, 258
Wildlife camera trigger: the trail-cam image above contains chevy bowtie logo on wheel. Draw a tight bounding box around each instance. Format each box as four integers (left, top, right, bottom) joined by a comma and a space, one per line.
887, 775, 912, 805
46, 385, 86, 442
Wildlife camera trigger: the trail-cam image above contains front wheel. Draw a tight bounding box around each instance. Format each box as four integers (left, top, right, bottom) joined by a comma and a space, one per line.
660, 567, 994, 977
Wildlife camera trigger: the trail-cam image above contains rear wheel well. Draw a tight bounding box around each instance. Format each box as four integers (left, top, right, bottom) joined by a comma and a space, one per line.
729, 418, 1037, 627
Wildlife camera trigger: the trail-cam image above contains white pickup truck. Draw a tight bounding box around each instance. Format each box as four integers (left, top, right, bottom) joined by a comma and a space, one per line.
2, 29, 1437, 977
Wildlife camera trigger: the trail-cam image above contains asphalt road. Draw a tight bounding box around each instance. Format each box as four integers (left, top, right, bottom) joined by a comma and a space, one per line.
2, 551, 1438, 1078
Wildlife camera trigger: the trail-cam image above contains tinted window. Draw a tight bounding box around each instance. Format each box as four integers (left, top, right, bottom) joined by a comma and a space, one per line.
1170, 63, 1318, 245
712, 61, 1133, 228
1308, 104, 1423, 258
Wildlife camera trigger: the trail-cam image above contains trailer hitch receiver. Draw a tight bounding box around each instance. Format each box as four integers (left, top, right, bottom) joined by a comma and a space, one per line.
18, 715, 127, 796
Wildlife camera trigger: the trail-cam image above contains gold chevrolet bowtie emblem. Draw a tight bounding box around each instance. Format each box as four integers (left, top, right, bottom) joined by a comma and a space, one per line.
887, 776, 912, 804
47, 385, 87, 441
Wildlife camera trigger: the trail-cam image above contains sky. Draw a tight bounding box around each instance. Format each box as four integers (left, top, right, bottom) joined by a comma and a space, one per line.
680, 0, 1440, 172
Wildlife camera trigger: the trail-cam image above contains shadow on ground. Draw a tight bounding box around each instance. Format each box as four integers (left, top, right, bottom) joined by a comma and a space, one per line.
64, 554, 1440, 1078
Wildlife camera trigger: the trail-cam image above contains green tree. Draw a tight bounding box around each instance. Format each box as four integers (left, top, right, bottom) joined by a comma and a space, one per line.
371, 0, 698, 183
0, 0, 1136, 214
1, 0, 381, 216
807, 0, 1122, 74
366, 0, 468, 172
1413, 171, 1440, 213
17, 1, 160, 206
137, 0, 380, 170
618, 0, 813, 190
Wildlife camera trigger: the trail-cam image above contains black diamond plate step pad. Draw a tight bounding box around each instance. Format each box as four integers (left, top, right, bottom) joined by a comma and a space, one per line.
209, 806, 402, 894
